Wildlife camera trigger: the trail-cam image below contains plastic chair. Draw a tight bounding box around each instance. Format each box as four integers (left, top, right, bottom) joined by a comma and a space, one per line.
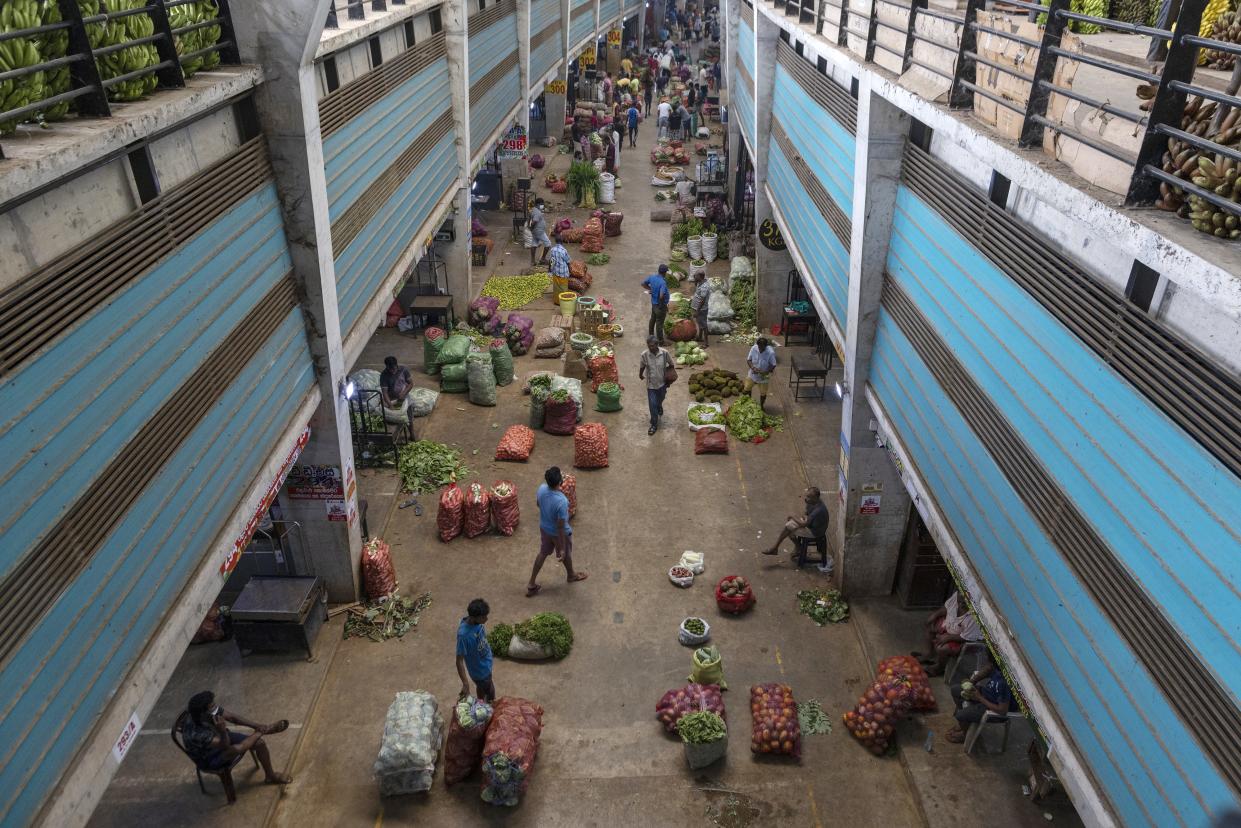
171, 711, 259, 804
964, 708, 1024, 755
793, 534, 829, 569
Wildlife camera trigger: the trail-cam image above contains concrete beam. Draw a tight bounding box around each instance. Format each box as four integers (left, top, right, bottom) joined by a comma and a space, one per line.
752, 9, 786, 329
444, 0, 475, 318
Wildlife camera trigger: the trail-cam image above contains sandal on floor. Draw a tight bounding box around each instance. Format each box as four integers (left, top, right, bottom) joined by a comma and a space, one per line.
525, 584, 542, 597
266, 719, 289, 734
568, 572, 588, 583
945, 729, 965, 744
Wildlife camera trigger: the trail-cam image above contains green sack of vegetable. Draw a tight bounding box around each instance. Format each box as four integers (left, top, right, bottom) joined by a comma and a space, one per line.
437, 334, 471, 366
689, 644, 727, 690
529, 387, 548, 428
594, 382, 623, 412
441, 361, 468, 393
423, 331, 446, 375
489, 341, 515, 387
467, 352, 497, 406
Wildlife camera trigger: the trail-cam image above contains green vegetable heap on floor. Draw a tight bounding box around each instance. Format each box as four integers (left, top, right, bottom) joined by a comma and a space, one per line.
688, 404, 721, 427
397, 440, 470, 493
487, 623, 514, 657
479, 273, 551, 310
796, 588, 850, 625
683, 617, 707, 635
725, 396, 783, 442
797, 699, 833, 736
514, 612, 574, 659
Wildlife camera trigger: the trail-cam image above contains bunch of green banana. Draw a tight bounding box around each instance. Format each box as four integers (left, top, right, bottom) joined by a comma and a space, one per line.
1155, 96, 1241, 239
1108, 0, 1148, 25
95, 0, 158, 101
197, 0, 220, 70
79, 0, 107, 48
1036, 0, 1105, 33
0, 0, 47, 135
168, 0, 203, 75
1204, 9, 1241, 71
38, 0, 71, 121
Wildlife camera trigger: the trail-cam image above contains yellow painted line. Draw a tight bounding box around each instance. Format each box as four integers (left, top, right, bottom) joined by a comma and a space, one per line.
732, 453, 752, 524
806, 783, 824, 828
774, 646, 785, 676
374, 806, 383, 828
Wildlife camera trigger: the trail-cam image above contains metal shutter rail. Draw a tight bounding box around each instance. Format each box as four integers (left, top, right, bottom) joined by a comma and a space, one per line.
570, 3, 593, 21
772, 118, 852, 248
901, 143, 1241, 480
468, 0, 516, 33
470, 49, 519, 102
736, 61, 754, 97
0, 275, 299, 672
531, 21, 560, 50
0, 139, 272, 378
319, 33, 448, 138
741, 0, 754, 26
776, 40, 858, 134
881, 276, 1241, 798
330, 111, 454, 256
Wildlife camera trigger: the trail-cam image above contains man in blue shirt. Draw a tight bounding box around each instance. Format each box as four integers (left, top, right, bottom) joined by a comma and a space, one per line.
627, 103, 640, 148
528, 466, 587, 597
946, 651, 1016, 744
642, 264, 672, 345
456, 598, 495, 701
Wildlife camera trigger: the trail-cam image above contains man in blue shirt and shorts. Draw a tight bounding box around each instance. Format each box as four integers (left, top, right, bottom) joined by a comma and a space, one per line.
528, 466, 588, 597
456, 598, 495, 701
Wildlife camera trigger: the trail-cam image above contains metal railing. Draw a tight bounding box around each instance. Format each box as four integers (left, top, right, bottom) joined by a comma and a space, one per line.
325, 0, 409, 28
0, 0, 239, 159
792, 0, 1240, 226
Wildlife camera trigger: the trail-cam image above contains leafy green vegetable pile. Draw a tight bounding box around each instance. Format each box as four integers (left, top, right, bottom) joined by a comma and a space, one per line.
344, 592, 432, 641
796, 588, 850, 625
688, 404, 721, 426
548, 388, 570, 403
683, 617, 707, 635
677, 711, 727, 744
350, 409, 387, 433
675, 341, 708, 366
586, 253, 611, 265
397, 440, 471, 493
479, 273, 551, 310
729, 272, 756, 330
797, 699, 833, 736
514, 612, 574, 659
529, 373, 552, 391
725, 396, 784, 442
487, 623, 514, 657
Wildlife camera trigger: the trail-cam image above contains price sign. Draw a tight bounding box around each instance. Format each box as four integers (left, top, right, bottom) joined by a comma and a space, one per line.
607, 29, 622, 45
112, 712, 141, 763
759, 218, 787, 251
498, 124, 528, 158
579, 46, 596, 66
545, 79, 567, 94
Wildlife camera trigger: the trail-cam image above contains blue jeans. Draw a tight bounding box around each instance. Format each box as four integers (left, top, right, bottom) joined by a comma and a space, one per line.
647, 385, 668, 429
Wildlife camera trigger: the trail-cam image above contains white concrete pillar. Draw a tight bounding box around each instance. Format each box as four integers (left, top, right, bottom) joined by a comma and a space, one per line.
833, 83, 913, 597
724, 0, 740, 207
444, 0, 474, 317
231, 0, 362, 601
752, 9, 785, 329
519, 0, 532, 103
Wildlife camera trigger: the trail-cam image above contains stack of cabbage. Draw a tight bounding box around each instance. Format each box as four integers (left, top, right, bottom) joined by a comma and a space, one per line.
374, 691, 444, 796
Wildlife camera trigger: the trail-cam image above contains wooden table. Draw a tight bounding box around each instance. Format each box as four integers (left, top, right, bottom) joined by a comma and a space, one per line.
409, 294, 455, 329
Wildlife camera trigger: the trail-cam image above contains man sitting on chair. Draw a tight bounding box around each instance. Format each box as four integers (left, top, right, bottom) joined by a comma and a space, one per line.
946, 651, 1016, 744
762, 486, 828, 560
180, 690, 292, 786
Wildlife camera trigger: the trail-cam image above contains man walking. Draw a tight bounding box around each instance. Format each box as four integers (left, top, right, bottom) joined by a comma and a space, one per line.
639, 335, 675, 435
456, 598, 495, 701
641, 264, 671, 344
744, 336, 777, 410
657, 97, 672, 139
627, 101, 640, 148
528, 466, 587, 596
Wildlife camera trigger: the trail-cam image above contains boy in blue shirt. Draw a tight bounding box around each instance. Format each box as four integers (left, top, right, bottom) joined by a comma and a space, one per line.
627, 103, 640, 147
641, 264, 672, 344
456, 598, 495, 701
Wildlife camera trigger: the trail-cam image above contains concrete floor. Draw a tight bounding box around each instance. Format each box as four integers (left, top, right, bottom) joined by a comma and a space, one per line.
89, 107, 1082, 828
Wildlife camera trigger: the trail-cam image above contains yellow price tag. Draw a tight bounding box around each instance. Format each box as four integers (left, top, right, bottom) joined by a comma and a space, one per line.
579, 46, 596, 66
545, 79, 567, 94
607, 29, 622, 45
